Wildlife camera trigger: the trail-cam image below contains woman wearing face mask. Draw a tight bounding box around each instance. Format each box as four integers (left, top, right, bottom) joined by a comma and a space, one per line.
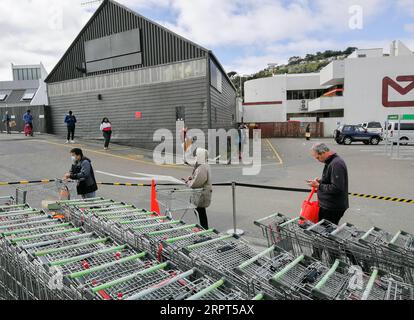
64, 148, 98, 199
100, 118, 112, 150
184, 148, 212, 230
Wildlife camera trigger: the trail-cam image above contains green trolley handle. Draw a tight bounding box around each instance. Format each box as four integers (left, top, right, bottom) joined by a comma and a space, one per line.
186, 279, 225, 300
91, 262, 168, 293
69, 252, 147, 279
35, 237, 109, 257
50, 245, 127, 267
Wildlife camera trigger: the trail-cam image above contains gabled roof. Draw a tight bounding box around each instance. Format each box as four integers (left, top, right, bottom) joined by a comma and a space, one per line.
45, 0, 235, 92
46, 0, 209, 83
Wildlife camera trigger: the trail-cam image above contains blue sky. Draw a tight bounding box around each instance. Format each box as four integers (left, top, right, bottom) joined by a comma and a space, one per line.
121, 0, 414, 74
0, 0, 413, 79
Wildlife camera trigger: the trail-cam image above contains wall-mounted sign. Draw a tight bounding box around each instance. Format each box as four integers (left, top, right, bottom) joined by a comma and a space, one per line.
135, 112, 142, 119
85, 28, 142, 73
382, 76, 414, 108
39, 115, 45, 119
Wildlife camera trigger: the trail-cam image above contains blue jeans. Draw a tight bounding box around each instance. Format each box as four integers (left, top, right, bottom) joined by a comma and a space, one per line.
81, 192, 96, 199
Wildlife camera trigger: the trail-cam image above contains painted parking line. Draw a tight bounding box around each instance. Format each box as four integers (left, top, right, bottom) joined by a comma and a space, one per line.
37, 140, 185, 170
265, 139, 283, 165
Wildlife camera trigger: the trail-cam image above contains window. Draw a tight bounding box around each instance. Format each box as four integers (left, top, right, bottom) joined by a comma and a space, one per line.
358, 54, 367, 58
0, 93, 8, 101
210, 61, 222, 93
395, 123, 414, 131
21, 89, 37, 101
287, 89, 327, 100
367, 122, 382, 129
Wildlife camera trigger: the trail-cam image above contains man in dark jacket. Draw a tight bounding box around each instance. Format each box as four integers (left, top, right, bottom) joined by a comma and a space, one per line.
307, 143, 349, 225
64, 148, 98, 199
64, 111, 77, 144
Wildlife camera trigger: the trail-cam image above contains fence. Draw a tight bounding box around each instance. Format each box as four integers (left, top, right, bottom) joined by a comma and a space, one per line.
250, 122, 324, 138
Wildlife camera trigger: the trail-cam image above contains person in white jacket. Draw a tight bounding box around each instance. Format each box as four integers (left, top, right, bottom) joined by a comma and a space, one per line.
184, 148, 212, 229
100, 118, 112, 150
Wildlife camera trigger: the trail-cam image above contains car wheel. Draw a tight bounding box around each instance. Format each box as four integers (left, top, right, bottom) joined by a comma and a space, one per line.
400, 137, 409, 146
343, 137, 352, 145
370, 137, 380, 145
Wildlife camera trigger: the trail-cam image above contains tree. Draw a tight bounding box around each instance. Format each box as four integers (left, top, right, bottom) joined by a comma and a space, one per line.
227, 71, 237, 78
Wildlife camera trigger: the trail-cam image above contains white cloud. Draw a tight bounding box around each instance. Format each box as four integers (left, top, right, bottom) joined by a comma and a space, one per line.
405, 24, 414, 33
0, 0, 403, 80
160, 0, 389, 47
398, 0, 414, 16
0, 0, 92, 80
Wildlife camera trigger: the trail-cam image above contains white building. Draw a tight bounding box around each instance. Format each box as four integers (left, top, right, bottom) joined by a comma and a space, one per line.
243, 40, 414, 136
0, 63, 49, 107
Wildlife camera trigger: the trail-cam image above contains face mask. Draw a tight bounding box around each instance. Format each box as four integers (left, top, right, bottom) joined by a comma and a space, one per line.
71, 156, 77, 163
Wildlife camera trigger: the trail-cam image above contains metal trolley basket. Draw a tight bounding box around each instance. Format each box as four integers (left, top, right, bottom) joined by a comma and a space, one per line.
156, 186, 204, 220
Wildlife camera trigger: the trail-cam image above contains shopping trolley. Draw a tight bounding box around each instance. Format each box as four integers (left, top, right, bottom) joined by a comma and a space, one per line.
156, 185, 204, 221
269, 254, 333, 299
254, 213, 291, 248
185, 277, 248, 300
180, 234, 262, 293
388, 230, 414, 255
125, 268, 247, 300
234, 245, 301, 299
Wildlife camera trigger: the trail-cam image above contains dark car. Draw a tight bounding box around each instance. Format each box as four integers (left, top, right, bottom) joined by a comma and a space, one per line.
334, 125, 382, 145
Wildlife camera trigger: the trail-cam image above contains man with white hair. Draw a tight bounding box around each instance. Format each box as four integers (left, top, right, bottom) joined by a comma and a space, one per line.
307, 143, 349, 225
184, 148, 212, 229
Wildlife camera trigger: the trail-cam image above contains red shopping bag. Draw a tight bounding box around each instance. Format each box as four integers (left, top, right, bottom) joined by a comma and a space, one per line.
300, 187, 319, 224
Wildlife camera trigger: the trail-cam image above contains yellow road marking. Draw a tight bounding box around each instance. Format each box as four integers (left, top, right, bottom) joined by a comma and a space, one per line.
37, 140, 185, 170
265, 139, 283, 165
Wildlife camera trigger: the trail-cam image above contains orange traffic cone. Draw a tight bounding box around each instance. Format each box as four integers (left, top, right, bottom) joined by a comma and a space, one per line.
150, 179, 161, 216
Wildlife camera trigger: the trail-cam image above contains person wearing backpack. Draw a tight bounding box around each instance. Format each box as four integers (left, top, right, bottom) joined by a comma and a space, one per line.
64, 111, 77, 144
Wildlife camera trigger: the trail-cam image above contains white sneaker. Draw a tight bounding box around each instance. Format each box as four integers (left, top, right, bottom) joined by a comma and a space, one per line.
65, 140, 69, 144
70, 140, 75, 144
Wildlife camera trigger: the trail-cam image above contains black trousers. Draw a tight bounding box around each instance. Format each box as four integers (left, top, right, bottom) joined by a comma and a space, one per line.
67, 127, 75, 141
195, 207, 208, 230
318, 207, 347, 225
103, 131, 112, 148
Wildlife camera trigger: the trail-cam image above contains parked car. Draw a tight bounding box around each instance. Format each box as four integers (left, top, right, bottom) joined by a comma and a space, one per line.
334, 125, 382, 145
386, 122, 414, 145
359, 122, 383, 136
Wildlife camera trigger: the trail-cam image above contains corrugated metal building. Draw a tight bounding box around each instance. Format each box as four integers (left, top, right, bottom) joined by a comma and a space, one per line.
46, 0, 237, 149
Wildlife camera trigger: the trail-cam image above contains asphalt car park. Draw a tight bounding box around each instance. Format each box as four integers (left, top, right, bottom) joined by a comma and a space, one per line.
0, 134, 413, 248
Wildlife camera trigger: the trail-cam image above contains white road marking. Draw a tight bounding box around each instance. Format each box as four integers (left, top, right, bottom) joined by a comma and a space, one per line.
96, 171, 185, 184
131, 172, 185, 185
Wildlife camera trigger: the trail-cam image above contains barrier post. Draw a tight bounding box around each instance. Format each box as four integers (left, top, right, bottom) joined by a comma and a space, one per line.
226, 182, 244, 236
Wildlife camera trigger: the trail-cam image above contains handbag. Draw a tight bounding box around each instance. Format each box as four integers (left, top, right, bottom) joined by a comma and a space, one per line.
9, 121, 16, 128
300, 187, 320, 224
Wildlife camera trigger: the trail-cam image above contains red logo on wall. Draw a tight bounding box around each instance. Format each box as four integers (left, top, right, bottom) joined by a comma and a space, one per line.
382, 76, 414, 108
